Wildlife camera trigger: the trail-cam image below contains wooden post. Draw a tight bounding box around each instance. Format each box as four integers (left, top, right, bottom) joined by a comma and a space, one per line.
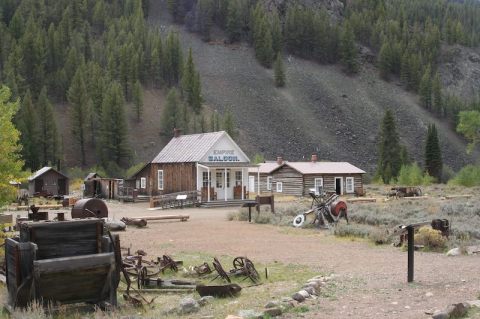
241, 169, 244, 200
224, 168, 227, 201
407, 226, 414, 282
207, 169, 210, 202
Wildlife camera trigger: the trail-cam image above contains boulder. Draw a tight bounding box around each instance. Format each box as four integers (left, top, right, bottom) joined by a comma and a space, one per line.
237, 309, 263, 319
446, 248, 461, 256
262, 307, 282, 317
466, 300, 480, 308
105, 219, 126, 231
304, 286, 317, 296
445, 302, 469, 318
431, 310, 448, 319
179, 297, 200, 314
199, 296, 214, 307
264, 301, 280, 309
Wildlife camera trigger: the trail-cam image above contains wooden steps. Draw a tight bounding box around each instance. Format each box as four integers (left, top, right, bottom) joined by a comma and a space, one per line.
200, 200, 249, 208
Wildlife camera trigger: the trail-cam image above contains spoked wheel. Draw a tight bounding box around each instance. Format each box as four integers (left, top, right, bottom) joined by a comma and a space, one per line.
160, 254, 178, 272
244, 258, 259, 283
293, 214, 306, 227
233, 257, 246, 270
213, 257, 231, 283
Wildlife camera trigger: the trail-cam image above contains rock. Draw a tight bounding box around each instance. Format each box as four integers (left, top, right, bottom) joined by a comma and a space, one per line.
466, 300, 480, 308
264, 301, 280, 308
298, 290, 311, 299
262, 307, 282, 317
238, 309, 263, 319
466, 245, 480, 255
304, 286, 317, 296
198, 296, 214, 307
179, 297, 200, 314
445, 303, 469, 318
225, 316, 244, 319
446, 248, 461, 256
281, 300, 296, 310
432, 310, 449, 319
304, 281, 321, 290
425, 292, 434, 297
281, 297, 294, 303
105, 219, 126, 231
292, 292, 306, 303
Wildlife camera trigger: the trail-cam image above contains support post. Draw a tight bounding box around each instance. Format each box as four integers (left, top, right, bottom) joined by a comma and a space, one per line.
241, 169, 244, 200
207, 169, 210, 203
407, 226, 414, 282
224, 168, 227, 201
257, 170, 260, 195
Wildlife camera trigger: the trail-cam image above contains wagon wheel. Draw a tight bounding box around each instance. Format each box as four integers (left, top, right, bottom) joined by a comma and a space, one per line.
415, 187, 423, 196
233, 257, 246, 270
161, 255, 178, 272
213, 257, 231, 283
244, 258, 259, 283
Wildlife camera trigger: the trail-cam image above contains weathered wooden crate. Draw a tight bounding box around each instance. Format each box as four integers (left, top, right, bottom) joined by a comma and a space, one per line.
6, 219, 120, 309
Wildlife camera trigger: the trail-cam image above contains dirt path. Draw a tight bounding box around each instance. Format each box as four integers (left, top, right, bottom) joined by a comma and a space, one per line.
111, 202, 480, 319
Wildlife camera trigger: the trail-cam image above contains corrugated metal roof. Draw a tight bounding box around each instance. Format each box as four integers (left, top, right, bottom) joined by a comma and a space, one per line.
248, 162, 284, 174
28, 167, 68, 181
285, 162, 366, 175
152, 131, 226, 163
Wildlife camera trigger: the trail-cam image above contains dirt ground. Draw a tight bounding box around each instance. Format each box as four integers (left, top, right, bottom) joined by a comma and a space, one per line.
87, 201, 480, 319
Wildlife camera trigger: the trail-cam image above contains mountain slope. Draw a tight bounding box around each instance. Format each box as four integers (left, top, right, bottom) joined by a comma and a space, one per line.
145, 0, 476, 174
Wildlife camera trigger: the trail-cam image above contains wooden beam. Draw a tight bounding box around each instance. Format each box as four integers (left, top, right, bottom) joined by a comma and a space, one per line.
346, 198, 377, 203
17, 204, 63, 210
135, 215, 189, 222
443, 194, 472, 200
34, 252, 115, 275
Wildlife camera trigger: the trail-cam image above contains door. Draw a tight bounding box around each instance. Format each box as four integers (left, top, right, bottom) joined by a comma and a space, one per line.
335, 177, 343, 195
35, 179, 44, 193
249, 176, 255, 193
215, 170, 224, 200
58, 178, 66, 195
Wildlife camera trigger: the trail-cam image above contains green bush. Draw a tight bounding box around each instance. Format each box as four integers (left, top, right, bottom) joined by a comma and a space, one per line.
449, 165, 480, 187
414, 227, 447, 251
397, 163, 434, 186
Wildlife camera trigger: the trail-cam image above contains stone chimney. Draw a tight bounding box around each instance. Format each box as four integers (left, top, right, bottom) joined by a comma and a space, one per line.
311, 154, 318, 163
276, 156, 283, 165
173, 128, 182, 138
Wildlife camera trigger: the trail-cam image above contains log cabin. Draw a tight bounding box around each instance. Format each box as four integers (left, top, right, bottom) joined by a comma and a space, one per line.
249, 155, 365, 196
129, 130, 252, 202
28, 167, 69, 197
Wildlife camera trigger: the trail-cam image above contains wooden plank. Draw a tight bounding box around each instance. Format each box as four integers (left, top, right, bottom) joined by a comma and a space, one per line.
443, 194, 472, 199
136, 215, 189, 221
17, 204, 63, 210
34, 253, 114, 275
402, 196, 429, 200
346, 198, 377, 203
0, 214, 13, 224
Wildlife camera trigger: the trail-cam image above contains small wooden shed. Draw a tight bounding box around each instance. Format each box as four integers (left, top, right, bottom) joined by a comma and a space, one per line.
28, 167, 69, 197
84, 173, 123, 200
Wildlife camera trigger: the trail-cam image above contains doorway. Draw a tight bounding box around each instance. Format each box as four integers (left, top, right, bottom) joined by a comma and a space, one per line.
335, 177, 343, 195
249, 176, 255, 193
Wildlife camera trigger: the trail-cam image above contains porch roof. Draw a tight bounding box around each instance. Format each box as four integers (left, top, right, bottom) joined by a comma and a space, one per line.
198, 162, 254, 168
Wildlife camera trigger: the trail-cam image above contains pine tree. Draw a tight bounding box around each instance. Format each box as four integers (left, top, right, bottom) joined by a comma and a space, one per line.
223, 108, 236, 138
270, 10, 283, 54
273, 53, 285, 87
37, 86, 59, 166
399, 145, 410, 166
378, 42, 392, 80
226, 0, 242, 43
419, 65, 432, 109
181, 48, 195, 104
377, 110, 402, 183
191, 71, 202, 113
67, 67, 90, 166
100, 82, 131, 168
161, 88, 182, 135
425, 124, 442, 181
255, 17, 274, 68
340, 22, 358, 74
132, 80, 143, 122
432, 72, 443, 115
16, 89, 40, 170
164, 31, 183, 86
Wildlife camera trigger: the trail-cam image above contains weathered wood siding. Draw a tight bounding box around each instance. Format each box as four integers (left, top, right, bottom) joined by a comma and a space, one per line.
28, 170, 68, 196
150, 163, 197, 196
134, 164, 151, 196
304, 174, 363, 195
248, 173, 273, 194
271, 166, 303, 196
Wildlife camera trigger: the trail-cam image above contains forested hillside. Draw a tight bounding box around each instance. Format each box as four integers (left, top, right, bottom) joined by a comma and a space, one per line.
0, 0, 479, 179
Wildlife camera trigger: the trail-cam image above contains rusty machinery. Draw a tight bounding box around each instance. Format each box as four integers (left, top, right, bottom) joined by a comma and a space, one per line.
71, 198, 109, 219
388, 186, 423, 198
212, 256, 260, 284
293, 188, 348, 228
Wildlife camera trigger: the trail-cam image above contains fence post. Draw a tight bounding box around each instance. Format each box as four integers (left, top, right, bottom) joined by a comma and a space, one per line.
407, 225, 414, 282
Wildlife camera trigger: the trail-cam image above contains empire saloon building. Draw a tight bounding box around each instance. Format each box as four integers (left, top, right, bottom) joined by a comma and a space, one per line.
131, 130, 252, 202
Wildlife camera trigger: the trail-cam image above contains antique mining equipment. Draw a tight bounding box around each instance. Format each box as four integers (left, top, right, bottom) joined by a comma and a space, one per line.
71, 198, 109, 219
5, 219, 121, 309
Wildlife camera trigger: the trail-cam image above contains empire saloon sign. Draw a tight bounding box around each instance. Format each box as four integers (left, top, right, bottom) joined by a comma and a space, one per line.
208, 150, 240, 162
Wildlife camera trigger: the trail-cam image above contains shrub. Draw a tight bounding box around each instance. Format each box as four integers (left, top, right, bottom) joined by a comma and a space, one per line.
449, 165, 480, 187
414, 227, 447, 251
397, 163, 433, 186
369, 228, 390, 245
334, 224, 373, 238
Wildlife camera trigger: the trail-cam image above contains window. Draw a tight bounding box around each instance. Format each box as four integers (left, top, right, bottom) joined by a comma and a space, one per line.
157, 170, 164, 190
346, 177, 354, 193
267, 176, 272, 191
136, 179, 140, 189
140, 177, 146, 189
276, 182, 283, 193
226, 171, 230, 188
216, 172, 223, 188
202, 172, 209, 188
235, 171, 242, 186
314, 178, 323, 194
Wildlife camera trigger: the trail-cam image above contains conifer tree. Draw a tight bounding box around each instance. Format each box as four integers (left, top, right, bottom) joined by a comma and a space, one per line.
37, 86, 59, 166
377, 110, 401, 183
223, 108, 236, 138
255, 17, 274, 68
425, 124, 442, 181
164, 31, 183, 86
16, 89, 40, 170
340, 22, 358, 74
419, 65, 432, 109
132, 80, 143, 122
191, 72, 202, 112
270, 10, 283, 54
100, 82, 131, 167
274, 53, 285, 87
161, 88, 182, 135
181, 48, 195, 104
432, 72, 443, 115
226, 0, 242, 43
67, 67, 90, 166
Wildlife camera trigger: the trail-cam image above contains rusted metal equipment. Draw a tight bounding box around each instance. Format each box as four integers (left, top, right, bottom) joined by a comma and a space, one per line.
212, 257, 260, 284
293, 189, 348, 228
28, 205, 48, 221
121, 217, 148, 227
392, 219, 450, 247
196, 283, 242, 297
212, 257, 231, 283
134, 215, 189, 222
194, 262, 212, 275
388, 187, 422, 198
71, 198, 108, 219
5, 219, 120, 309
431, 219, 450, 238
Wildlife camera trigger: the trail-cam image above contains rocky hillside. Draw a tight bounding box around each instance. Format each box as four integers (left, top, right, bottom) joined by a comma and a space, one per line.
138, 0, 478, 174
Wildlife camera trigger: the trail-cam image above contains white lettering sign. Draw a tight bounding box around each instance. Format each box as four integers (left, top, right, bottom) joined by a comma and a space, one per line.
208, 150, 240, 162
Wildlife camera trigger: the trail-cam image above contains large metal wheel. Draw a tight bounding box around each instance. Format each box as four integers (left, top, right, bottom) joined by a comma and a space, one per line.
244, 259, 259, 283
233, 257, 246, 270
293, 214, 306, 227
213, 257, 231, 283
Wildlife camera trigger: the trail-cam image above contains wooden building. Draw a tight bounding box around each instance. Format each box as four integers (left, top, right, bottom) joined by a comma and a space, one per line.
249, 155, 365, 196
83, 173, 123, 200
28, 167, 69, 196
130, 130, 252, 202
